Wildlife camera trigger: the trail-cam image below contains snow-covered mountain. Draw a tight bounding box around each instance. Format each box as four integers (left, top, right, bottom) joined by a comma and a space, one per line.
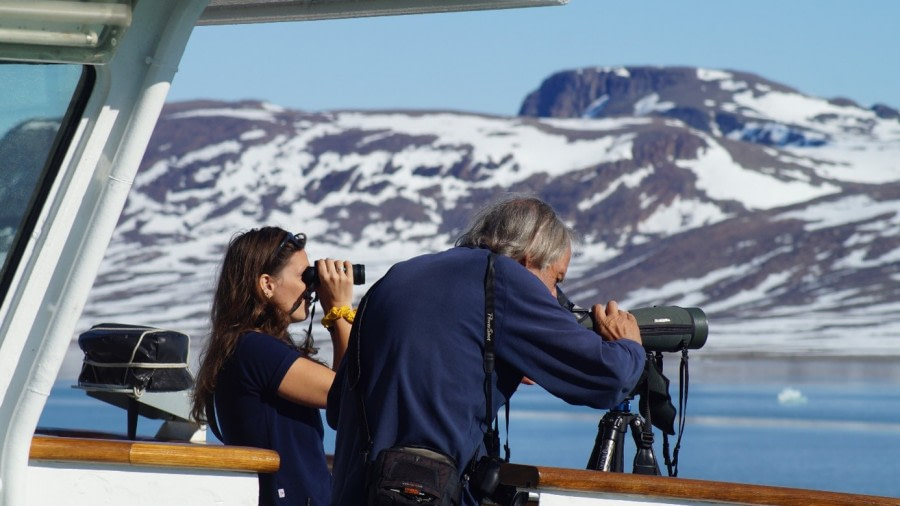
75, 66, 900, 359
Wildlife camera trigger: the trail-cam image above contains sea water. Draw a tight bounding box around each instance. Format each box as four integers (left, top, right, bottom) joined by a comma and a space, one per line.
505, 381, 900, 497
39, 357, 900, 499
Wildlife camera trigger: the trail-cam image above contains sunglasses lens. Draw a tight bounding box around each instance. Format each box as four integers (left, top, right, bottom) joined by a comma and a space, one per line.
273, 232, 306, 261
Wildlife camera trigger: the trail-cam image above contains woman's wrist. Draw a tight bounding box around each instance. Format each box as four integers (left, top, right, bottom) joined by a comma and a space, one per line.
322, 305, 355, 329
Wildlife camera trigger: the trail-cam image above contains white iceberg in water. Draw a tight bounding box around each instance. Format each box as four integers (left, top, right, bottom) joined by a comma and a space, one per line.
777, 387, 808, 405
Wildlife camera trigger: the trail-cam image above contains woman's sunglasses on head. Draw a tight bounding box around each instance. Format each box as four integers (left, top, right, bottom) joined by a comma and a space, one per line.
273, 232, 306, 260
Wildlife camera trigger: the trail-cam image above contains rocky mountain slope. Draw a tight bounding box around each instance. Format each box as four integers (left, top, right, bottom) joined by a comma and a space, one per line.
74, 66, 900, 359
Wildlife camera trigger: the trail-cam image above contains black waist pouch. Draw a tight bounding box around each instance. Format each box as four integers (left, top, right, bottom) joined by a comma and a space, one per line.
367, 446, 461, 506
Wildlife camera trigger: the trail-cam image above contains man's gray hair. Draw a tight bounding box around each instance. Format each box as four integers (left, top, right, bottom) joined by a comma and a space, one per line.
456, 195, 575, 269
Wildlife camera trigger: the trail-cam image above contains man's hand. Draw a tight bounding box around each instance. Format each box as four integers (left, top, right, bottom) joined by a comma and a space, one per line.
592, 300, 642, 345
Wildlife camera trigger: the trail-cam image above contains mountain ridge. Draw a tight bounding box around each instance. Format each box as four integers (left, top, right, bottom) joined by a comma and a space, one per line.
68, 65, 900, 359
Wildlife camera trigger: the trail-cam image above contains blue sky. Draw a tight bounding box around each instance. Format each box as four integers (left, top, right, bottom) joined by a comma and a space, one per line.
168, 0, 900, 116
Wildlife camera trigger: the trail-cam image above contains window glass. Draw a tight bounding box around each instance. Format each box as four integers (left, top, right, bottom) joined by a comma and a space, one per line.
0, 63, 87, 297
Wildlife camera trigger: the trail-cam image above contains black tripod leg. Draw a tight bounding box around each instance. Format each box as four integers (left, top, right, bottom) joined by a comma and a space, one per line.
586, 417, 609, 470
586, 412, 629, 472
629, 415, 660, 475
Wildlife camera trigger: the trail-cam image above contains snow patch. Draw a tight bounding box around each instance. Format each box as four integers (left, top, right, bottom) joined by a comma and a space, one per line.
678, 140, 840, 209
777, 196, 898, 231
697, 68, 733, 81
582, 95, 610, 118
634, 93, 675, 116
168, 107, 278, 123
240, 129, 267, 141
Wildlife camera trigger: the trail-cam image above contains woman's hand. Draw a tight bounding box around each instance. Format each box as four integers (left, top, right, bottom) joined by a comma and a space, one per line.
314, 258, 354, 312
313, 258, 354, 370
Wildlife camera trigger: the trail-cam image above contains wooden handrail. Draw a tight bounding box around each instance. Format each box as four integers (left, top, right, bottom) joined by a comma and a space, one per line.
31, 438, 897, 504
499, 463, 899, 505
30, 435, 280, 474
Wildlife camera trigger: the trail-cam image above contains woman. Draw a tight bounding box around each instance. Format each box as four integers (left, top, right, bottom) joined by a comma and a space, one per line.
190, 226, 356, 505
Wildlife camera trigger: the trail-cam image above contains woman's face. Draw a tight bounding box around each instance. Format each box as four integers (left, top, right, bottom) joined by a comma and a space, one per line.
267, 249, 313, 322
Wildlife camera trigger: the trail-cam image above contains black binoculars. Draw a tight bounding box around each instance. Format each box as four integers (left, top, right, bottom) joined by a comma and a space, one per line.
301, 263, 366, 288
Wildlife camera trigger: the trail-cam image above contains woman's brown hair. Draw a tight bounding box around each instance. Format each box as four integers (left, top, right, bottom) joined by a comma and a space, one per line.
189, 226, 314, 424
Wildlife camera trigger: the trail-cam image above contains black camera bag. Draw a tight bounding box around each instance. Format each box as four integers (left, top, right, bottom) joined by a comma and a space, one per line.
77, 323, 193, 392
367, 446, 461, 506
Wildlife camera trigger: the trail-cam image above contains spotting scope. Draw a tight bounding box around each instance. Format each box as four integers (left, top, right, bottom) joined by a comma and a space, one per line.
557, 289, 708, 352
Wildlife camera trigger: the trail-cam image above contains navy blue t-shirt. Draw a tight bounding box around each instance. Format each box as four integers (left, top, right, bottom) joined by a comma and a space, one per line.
216, 331, 331, 505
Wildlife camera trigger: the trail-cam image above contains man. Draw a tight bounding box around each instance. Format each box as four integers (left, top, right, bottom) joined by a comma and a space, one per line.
327, 196, 645, 505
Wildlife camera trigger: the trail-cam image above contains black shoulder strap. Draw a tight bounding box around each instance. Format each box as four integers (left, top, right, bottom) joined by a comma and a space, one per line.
483, 253, 498, 458
205, 393, 225, 442
348, 294, 375, 462
482, 253, 511, 462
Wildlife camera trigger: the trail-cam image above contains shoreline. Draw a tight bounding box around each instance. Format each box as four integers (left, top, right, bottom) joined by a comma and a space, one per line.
685, 353, 900, 384
58, 340, 899, 384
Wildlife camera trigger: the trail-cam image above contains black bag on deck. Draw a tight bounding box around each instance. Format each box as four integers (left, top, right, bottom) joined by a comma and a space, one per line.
77, 323, 193, 392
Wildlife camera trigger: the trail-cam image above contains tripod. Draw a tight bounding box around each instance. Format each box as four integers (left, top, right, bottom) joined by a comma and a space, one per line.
586, 398, 661, 475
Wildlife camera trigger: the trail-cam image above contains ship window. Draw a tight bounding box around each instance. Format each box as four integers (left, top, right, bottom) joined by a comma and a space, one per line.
0, 62, 94, 305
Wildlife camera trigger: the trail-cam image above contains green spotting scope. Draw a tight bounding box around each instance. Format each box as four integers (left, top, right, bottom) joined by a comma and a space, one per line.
629, 305, 708, 352
557, 289, 708, 352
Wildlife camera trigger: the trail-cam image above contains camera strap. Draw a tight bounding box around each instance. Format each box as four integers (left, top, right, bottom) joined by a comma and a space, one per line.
672, 347, 691, 476
660, 346, 690, 477
482, 252, 510, 463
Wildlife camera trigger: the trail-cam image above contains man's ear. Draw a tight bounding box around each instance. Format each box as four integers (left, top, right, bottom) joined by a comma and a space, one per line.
522, 256, 546, 272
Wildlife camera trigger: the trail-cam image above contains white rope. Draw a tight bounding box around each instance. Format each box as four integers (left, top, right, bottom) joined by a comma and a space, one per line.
82, 359, 188, 368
